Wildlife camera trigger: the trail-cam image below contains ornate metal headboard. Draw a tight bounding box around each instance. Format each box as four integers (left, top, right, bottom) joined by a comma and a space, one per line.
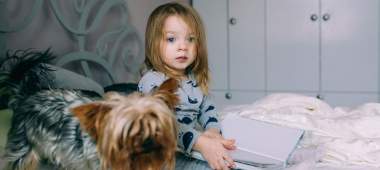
0, 0, 143, 86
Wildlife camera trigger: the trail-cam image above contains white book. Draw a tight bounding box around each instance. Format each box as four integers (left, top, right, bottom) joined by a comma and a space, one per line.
191, 114, 304, 170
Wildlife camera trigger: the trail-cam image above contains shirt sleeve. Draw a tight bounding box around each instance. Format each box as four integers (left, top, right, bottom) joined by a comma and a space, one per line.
176, 113, 201, 154
138, 71, 166, 94
198, 95, 221, 132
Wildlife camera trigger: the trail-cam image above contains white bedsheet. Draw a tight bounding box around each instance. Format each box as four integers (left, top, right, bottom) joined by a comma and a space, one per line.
220, 93, 380, 169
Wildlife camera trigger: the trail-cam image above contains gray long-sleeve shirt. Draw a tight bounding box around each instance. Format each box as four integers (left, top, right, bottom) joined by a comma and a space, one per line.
138, 70, 221, 154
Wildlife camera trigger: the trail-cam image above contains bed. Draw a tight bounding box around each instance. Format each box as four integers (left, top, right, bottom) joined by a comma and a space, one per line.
220, 93, 380, 170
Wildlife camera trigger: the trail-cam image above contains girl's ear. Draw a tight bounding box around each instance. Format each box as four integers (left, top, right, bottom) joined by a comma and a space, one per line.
71, 103, 112, 140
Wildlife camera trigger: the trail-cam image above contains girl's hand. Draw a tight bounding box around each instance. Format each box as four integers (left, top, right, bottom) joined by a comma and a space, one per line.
203, 128, 222, 138
204, 128, 236, 150
193, 135, 236, 170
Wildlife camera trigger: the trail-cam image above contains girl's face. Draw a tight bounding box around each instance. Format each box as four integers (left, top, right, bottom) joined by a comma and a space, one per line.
161, 15, 196, 76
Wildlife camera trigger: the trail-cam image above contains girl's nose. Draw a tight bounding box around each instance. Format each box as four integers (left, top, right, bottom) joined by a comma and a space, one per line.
178, 40, 188, 51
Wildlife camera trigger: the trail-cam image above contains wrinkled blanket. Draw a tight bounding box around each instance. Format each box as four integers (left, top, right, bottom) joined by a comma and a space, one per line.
220, 93, 380, 169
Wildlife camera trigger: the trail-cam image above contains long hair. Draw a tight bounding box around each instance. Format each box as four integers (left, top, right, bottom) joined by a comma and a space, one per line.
72, 78, 179, 170
145, 2, 210, 94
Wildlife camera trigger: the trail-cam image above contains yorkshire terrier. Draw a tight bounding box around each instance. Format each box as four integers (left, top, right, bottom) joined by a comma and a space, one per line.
0, 49, 179, 170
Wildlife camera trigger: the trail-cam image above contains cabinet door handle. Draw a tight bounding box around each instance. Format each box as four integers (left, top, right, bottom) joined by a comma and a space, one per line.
316, 94, 324, 100
229, 18, 237, 25
225, 92, 232, 100
322, 13, 330, 21
310, 14, 318, 21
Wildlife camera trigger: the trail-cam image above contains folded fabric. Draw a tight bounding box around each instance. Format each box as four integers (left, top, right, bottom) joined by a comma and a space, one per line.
47, 64, 104, 96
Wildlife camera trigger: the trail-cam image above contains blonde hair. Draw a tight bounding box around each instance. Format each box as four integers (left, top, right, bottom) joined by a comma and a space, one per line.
145, 2, 210, 94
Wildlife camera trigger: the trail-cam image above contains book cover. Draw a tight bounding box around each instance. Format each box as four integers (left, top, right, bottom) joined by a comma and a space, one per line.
191, 114, 304, 169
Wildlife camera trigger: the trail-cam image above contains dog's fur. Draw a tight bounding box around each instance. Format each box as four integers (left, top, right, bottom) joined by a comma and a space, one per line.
1, 49, 178, 170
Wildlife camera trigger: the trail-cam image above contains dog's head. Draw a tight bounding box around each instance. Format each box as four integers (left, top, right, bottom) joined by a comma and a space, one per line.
71, 78, 179, 170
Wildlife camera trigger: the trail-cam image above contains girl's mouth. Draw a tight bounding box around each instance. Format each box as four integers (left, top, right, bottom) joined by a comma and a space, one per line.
176, 56, 188, 62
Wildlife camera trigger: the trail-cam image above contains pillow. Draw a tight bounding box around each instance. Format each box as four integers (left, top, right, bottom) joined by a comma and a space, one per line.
48, 64, 104, 96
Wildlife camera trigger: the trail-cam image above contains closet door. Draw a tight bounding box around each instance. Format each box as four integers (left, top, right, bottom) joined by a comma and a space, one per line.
229, 0, 265, 91
266, 0, 320, 92
211, 91, 266, 109
323, 93, 379, 107
195, 0, 266, 109
193, 0, 228, 90
223, 0, 266, 108
321, 0, 379, 105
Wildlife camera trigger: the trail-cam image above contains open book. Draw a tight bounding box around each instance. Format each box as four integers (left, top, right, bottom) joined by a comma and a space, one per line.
191, 114, 304, 170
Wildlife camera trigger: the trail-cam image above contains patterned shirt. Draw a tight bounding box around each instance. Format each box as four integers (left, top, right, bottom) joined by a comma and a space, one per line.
138, 70, 221, 154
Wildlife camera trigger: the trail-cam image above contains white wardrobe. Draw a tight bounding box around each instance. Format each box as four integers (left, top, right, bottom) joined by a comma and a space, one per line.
193, 0, 379, 108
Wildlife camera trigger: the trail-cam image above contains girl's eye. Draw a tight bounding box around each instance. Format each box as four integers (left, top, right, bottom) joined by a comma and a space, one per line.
188, 37, 196, 43
167, 37, 175, 43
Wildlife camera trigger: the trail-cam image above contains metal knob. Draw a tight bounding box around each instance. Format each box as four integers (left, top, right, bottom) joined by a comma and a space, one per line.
229, 18, 237, 25
322, 14, 330, 21
310, 14, 318, 21
316, 94, 324, 100
225, 92, 232, 100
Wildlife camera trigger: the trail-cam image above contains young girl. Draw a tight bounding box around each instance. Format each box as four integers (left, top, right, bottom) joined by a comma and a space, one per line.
138, 2, 236, 170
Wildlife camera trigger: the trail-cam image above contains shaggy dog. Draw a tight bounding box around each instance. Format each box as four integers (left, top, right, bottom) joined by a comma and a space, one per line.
0, 49, 178, 170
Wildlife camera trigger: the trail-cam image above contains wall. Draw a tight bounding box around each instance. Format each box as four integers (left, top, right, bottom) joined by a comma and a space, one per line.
0, 0, 189, 86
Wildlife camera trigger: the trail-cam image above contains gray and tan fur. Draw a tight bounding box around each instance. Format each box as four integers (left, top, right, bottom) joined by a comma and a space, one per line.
1, 49, 179, 170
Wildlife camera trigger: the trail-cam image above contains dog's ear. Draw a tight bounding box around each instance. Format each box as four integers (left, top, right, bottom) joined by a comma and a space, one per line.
157, 78, 178, 93
153, 78, 179, 110
71, 103, 112, 140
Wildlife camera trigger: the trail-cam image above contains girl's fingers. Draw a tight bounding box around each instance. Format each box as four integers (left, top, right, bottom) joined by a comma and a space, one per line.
222, 138, 235, 144
208, 159, 217, 170
223, 154, 235, 169
221, 139, 236, 150
224, 144, 236, 150
218, 158, 229, 170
